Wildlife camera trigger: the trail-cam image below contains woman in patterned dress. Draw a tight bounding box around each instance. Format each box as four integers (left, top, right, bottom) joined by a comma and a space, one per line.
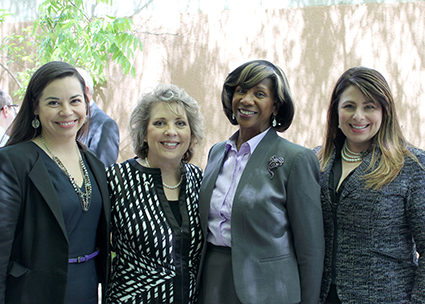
106, 83, 205, 303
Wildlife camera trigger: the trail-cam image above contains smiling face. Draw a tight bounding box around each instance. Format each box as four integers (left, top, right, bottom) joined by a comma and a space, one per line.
338, 85, 383, 152
145, 101, 191, 166
35, 76, 86, 142
232, 78, 277, 143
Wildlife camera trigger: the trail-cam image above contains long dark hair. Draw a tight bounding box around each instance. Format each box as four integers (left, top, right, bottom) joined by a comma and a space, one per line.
6, 61, 90, 146
317, 66, 417, 189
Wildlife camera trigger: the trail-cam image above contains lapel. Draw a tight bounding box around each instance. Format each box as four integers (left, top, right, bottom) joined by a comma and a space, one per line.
28, 153, 68, 243
84, 148, 111, 225
338, 149, 379, 200
235, 129, 278, 194
321, 147, 380, 203
199, 141, 227, 235
321, 151, 335, 206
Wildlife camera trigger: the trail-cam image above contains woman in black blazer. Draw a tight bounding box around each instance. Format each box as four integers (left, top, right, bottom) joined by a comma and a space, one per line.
0, 61, 110, 304
198, 60, 325, 304
316, 67, 425, 303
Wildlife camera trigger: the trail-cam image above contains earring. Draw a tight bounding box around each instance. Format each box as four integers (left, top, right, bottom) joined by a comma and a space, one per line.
232, 113, 235, 121
338, 125, 341, 129
31, 115, 40, 129
272, 116, 277, 128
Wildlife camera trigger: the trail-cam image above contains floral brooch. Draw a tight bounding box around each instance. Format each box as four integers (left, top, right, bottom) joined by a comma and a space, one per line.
268, 155, 285, 179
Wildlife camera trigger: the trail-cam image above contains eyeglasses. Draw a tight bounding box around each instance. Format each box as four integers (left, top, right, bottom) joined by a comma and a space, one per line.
7, 104, 19, 115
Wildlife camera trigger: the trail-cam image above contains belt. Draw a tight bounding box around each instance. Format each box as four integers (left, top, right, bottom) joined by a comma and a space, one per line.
68, 249, 100, 264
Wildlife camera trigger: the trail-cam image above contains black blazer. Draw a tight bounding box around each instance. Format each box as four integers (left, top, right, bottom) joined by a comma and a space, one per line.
198, 129, 325, 304
83, 102, 120, 167
0, 141, 111, 304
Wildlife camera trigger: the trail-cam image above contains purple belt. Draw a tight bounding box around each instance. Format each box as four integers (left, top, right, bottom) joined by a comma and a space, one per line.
68, 249, 100, 264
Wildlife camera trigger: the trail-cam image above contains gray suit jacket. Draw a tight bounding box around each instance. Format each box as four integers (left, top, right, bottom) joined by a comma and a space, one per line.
199, 129, 325, 304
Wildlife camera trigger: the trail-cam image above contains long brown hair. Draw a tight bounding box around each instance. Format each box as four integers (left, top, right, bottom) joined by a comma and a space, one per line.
317, 66, 417, 189
6, 61, 90, 146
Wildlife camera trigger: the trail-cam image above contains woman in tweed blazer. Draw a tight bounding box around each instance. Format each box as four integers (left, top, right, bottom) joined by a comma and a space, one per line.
105, 84, 205, 304
316, 67, 425, 303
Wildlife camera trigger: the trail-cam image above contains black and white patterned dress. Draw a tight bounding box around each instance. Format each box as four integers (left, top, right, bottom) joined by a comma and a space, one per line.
105, 158, 203, 304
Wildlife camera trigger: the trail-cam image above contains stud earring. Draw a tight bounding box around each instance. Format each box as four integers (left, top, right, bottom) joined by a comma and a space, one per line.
232, 113, 235, 121
31, 115, 40, 129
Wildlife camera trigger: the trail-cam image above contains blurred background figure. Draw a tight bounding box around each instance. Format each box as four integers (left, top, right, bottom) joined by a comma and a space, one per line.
0, 89, 18, 147
76, 68, 120, 167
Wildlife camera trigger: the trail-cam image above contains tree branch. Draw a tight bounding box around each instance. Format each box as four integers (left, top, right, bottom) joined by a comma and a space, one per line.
0, 62, 23, 88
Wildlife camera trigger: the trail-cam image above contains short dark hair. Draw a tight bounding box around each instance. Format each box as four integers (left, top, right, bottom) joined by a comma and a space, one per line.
7, 61, 90, 146
0, 89, 12, 108
221, 60, 295, 132
129, 83, 205, 163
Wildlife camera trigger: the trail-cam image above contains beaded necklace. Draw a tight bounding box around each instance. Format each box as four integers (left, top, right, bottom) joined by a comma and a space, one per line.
145, 157, 183, 189
40, 136, 92, 212
341, 141, 363, 163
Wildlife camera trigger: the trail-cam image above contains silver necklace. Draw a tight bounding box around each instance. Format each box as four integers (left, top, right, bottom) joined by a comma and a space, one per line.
40, 136, 92, 212
145, 157, 183, 189
341, 141, 363, 163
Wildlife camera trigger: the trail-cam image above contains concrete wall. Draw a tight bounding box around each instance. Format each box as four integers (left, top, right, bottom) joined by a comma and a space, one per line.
1, 2, 424, 169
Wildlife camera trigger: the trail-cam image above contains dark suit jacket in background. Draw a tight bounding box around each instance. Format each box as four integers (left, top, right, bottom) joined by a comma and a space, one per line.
0, 141, 111, 304
198, 129, 325, 304
83, 101, 120, 167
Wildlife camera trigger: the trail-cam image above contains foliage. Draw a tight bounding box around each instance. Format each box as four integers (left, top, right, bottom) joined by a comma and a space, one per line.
0, 0, 143, 98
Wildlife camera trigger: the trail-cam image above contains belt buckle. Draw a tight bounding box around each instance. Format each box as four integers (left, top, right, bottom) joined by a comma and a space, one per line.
77, 255, 86, 263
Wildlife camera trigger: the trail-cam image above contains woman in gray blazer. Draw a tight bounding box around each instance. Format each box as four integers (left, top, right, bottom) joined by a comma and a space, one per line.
316, 67, 425, 303
198, 60, 325, 304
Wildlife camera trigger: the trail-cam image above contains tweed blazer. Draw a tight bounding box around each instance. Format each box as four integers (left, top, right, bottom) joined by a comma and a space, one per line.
319, 145, 425, 303
0, 141, 111, 304
199, 129, 325, 304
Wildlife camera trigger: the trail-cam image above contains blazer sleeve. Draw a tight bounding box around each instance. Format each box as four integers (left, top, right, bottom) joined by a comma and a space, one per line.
286, 148, 325, 304
406, 152, 425, 303
90, 118, 120, 168
0, 152, 22, 304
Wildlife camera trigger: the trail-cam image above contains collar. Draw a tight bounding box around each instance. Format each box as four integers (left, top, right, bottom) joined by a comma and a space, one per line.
225, 127, 271, 154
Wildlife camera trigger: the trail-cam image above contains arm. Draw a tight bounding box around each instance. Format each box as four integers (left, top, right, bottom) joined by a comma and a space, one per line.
0, 153, 22, 304
89, 119, 120, 167
286, 148, 325, 304
406, 155, 425, 303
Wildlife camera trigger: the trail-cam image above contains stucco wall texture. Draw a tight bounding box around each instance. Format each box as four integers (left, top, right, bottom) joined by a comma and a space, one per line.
1, 2, 424, 169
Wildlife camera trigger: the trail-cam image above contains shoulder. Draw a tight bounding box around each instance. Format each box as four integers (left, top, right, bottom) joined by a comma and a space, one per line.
272, 136, 317, 161
82, 145, 105, 166
184, 163, 203, 179
407, 146, 425, 159
106, 159, 132, 174
0, 141, 39, 161
404, 146, 425, 170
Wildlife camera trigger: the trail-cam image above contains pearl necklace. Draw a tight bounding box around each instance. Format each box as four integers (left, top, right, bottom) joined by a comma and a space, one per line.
341, 141, 363, 163
145, 158, 183, 189
41, 136, 92, 212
